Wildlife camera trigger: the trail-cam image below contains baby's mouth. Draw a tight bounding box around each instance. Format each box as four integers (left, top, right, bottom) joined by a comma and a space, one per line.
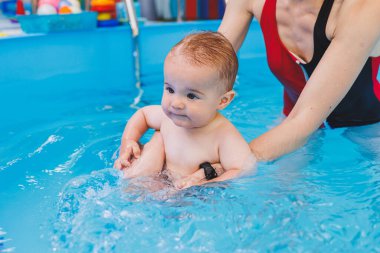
169, 111, 187, 118
169, 112, 189, 121
173, 113, 184, 116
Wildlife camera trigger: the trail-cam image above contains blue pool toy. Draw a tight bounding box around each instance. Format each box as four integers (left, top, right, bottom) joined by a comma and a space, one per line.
1, 0, 17, 16
97, 18, 119, 27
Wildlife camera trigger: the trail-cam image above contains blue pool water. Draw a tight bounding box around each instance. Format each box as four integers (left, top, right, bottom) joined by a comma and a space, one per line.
1, 40, 380, 252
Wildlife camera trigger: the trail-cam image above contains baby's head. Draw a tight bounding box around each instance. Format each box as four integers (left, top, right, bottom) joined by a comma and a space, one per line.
168, 31, 238, 94
162, 31, 238, 128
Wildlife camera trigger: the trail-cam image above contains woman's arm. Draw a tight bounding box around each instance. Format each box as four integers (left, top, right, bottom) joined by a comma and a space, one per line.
250, 0, 380, 161
218, 0, 254, 51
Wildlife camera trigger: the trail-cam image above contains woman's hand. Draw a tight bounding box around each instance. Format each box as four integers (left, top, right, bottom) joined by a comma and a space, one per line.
174, 163, 224, 189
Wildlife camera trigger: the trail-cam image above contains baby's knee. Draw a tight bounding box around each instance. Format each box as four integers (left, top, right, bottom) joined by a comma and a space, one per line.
145, 133, 164, 152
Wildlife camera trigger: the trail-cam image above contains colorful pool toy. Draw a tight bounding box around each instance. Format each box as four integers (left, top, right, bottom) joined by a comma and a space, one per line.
37, 0, 81, 14
58, 0, 81, 14
90, 0, 119, 27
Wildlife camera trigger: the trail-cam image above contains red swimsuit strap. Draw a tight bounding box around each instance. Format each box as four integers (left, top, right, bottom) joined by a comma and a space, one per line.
260, 0, 380, 127
260, 0, 307, 116
372, 56, 380, 101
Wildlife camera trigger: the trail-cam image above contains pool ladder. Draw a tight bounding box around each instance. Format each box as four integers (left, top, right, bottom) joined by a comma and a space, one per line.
29, 0, 143, 108
122, 0, 230, 107
122, 0, 229, 107
123, 0, 143, 108
123, 0, 187, 108
29, 0, 228, 107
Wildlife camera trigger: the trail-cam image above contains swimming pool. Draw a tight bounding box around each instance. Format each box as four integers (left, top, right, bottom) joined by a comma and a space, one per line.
1, 20, 380, 252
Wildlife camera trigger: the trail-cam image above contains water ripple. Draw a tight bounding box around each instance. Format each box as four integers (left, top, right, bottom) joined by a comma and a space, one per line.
28, 135, 63, 158
43, 145, 85, 175
0, 228, 15, 253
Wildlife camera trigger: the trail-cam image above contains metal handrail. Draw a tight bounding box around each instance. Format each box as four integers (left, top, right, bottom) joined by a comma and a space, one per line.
124, 0, 139, 37
123, 0, 142, 108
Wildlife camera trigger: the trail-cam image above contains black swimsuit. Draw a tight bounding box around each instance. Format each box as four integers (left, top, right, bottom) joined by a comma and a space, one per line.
261, 0, 380, 128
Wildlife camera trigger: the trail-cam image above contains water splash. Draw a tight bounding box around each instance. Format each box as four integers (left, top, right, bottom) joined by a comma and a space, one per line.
0, 158, 21, 172
28, 135, 63, 158
43, 145, 85, 175
0, 228, 15, 252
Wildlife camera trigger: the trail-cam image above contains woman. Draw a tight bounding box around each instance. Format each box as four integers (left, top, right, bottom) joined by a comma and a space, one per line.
116, 0, 380, 187
219, 0, 380, 161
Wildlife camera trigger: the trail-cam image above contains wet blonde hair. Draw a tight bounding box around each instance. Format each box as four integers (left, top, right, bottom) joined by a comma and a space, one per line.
170, 31, 238, 92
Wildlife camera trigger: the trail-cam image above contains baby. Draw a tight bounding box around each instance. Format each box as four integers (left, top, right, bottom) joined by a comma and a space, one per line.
114, 31, 254, 188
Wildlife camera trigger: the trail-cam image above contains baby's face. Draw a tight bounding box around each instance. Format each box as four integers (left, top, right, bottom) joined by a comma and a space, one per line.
162, 54, 225, 129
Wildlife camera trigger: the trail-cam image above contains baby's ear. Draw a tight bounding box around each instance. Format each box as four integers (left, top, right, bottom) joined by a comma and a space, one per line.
217, 90, 235, 110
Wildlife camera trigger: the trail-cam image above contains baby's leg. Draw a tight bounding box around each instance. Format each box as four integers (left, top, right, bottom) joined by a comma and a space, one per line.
123, 131, 165, 178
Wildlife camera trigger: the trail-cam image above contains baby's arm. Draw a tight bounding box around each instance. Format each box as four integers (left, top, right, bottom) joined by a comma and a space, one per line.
176, 125, 256, 189
193, 127, 257, 185
210, 126, 256, 182
115, 105, 164, 169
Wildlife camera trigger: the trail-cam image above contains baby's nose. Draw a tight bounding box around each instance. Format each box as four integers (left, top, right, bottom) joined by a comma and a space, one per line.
171, 98, 185, 110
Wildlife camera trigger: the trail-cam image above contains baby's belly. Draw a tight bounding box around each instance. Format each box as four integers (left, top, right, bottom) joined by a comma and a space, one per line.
163, 162, 198, 182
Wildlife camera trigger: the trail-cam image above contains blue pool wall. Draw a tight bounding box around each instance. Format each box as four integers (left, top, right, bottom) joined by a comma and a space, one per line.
138, 20, 265, 81
0, 20, 264, 86
0, 27, 135, 86
0, 20, 265, 132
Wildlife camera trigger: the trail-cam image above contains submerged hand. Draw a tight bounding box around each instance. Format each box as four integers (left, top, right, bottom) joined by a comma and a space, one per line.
175, 163, 224, 189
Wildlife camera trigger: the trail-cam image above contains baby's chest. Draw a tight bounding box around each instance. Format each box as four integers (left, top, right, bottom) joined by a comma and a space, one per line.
162, 129, 219, 168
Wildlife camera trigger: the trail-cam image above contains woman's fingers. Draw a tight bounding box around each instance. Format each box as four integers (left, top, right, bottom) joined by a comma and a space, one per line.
176, 169, 206, 189
211, 163, 224, 176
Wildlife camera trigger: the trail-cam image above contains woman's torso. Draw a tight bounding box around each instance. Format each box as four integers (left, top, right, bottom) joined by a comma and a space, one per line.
254, 0, 338, 62
251, 0, 380, 127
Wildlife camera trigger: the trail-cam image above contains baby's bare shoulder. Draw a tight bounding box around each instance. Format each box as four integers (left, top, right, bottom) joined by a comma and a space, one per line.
212, 117, 247, 149
216, 115, 241, 134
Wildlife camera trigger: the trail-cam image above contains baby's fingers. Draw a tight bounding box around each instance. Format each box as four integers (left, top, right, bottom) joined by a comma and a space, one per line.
120, 159, 131, 168
114, 159, 122, 169
131, 143, 141, 158
114, 158, 131, 170
125, 142, 140, 159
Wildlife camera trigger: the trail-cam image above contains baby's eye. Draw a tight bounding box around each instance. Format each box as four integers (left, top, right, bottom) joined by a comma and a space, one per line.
166, 87, 174, 93
187, 93, 199, 100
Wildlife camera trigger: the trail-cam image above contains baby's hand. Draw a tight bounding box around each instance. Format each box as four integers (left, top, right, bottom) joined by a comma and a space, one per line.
114, 140, 141, 170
